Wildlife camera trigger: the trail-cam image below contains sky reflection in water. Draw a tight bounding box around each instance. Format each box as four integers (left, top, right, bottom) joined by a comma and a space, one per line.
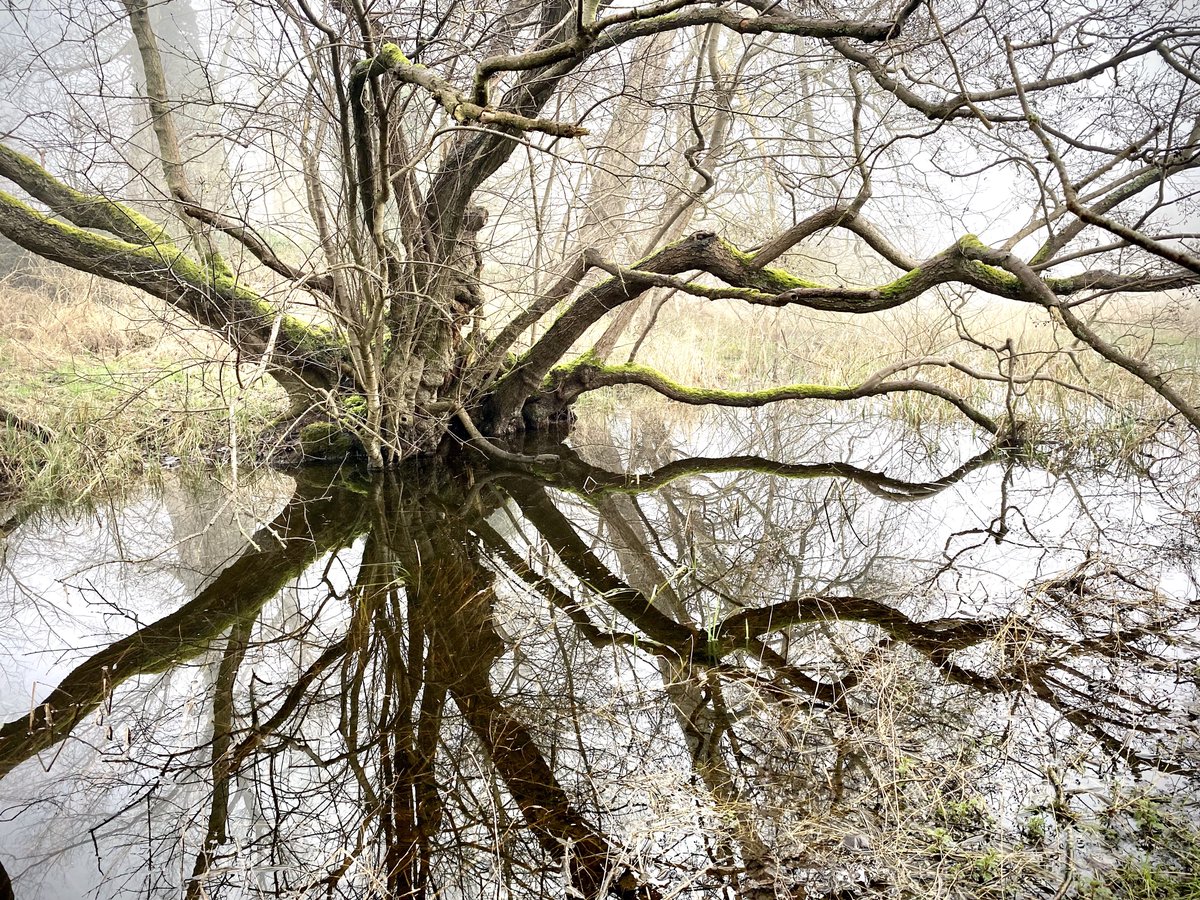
1, 408, 1197, 899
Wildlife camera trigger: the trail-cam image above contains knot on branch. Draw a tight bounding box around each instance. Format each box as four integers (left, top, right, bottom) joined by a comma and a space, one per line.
547, 353, 600, 394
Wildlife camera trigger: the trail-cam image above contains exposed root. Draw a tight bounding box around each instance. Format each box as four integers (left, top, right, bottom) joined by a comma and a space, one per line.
454, 408, 560, 466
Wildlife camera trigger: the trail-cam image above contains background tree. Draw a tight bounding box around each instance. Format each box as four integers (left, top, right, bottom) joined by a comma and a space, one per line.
0, 0, 1197, 467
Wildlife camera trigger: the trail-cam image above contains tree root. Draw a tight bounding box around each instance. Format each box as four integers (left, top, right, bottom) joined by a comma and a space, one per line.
454, 408, 559, 466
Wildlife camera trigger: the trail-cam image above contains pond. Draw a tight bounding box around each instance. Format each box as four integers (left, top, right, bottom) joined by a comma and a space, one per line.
1, 408, 1197, 899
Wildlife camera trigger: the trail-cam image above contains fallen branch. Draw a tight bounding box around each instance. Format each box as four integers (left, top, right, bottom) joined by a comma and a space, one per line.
0, 405, 54, 443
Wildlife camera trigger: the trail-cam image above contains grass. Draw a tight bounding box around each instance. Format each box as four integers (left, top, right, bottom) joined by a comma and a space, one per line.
568, 288, 1200, 459
0, 265, 286, 504
1077, 794, 1200, 900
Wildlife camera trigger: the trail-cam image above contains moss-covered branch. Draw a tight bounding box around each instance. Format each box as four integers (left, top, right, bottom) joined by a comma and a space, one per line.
543, 356, 1000, 433
355, 43, 588, 138
0, 143, 170, 245
0, 190, 344, 393
482, 229, 1197, 430
0, 141, 333, 296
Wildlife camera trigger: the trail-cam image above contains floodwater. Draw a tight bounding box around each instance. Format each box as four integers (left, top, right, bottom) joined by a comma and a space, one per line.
1, 408, 1197, 899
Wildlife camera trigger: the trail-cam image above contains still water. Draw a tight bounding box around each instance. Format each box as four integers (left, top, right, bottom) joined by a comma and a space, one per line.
1, 409, 1197, 898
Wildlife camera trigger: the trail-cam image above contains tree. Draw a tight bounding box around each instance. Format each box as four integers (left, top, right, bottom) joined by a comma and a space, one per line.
3, 451, 1191, 897
0, 0, 1197, 468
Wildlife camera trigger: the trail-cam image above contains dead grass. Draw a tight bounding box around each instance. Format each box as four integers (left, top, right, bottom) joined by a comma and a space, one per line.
581, 290, 1200, 456
0, 264, 286, 503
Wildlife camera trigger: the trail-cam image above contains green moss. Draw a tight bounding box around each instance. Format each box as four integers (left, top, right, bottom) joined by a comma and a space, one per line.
95, 200, 172, 246
97, 202, 172, 246
878, 265, 923, 299
208, 269, 340, 358
2, 190, 194, 280
628, 360, 844, 403
559, 358, 854, 405
205, 250, 235, 282
965, 262, 1020, 291
957, 234, 1021, 292
745, 266, 820, 293
276, 313, 340, 357
355, 42, 411, 80
336, 393, 369, 432
957, 233, 989, 253
719, 238, 822, 292
2, 192, 344, 364
377, 42, 410, 68
724, 242, 757, 266
547, 349, 601, 382
0, 144, 170, 245
299, 422, 357, 460
342, 393, 368, 416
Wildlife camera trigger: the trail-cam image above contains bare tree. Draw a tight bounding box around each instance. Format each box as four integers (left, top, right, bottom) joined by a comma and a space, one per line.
0, 0, 1197, 467
4, 441, 1195, 897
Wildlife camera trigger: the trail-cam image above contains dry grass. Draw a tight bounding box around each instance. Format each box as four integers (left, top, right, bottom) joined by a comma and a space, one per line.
0, 264, 286, 503
582, 290, 1200, 456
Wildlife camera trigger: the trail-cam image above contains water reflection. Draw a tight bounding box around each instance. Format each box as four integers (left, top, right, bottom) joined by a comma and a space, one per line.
0, 417, 1197, 898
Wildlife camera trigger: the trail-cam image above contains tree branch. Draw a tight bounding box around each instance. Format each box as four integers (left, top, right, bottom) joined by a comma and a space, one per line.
0, 143, 169, 245
831, 36, 1161, 123
1003, 39, 1200, 274
545, 357, 1000, 433
359, 44, 587, 138
0, 190, 344, 394
960, 237, 1200, 429
483, 230, 1199, 426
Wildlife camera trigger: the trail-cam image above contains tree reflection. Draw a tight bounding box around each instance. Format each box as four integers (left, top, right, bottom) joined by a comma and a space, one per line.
0, 437, 1196, 898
